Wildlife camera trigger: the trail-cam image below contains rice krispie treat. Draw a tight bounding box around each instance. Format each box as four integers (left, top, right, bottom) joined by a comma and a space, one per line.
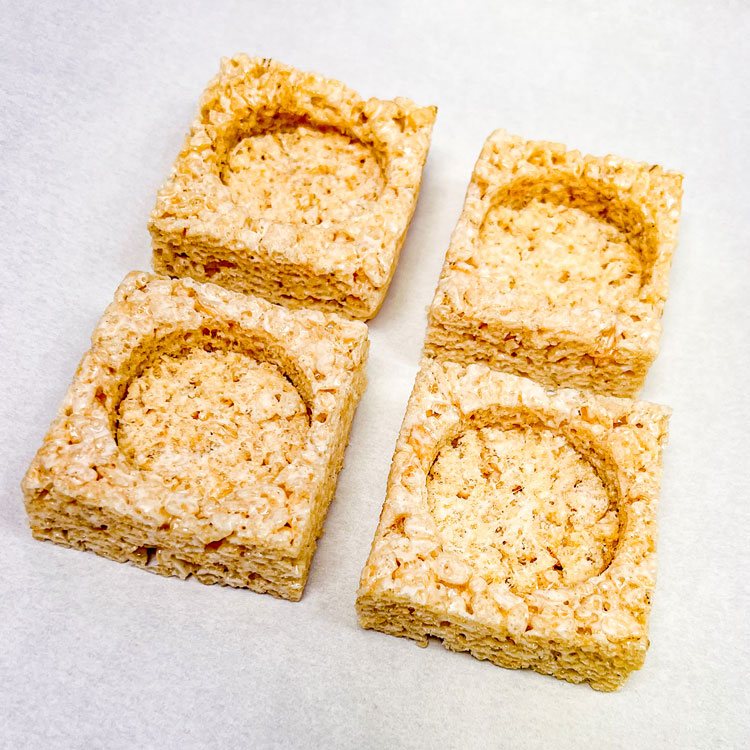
150, 55, 437, 320
23, 272, 369, 601
357, 359, 670, 690
424, 130, 683, 396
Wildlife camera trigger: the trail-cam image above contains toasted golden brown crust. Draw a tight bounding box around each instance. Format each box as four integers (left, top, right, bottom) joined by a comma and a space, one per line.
150, 55, 437, 319
23, 272, 369, 600
357, 359, 670, 690
424, 130, 683, 396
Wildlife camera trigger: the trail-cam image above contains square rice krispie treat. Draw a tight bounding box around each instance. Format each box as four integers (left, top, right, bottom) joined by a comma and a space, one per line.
23, 272, 369, 601
424, 130, 683, 396
150, 55, 437, 320
357, 359, 670, 690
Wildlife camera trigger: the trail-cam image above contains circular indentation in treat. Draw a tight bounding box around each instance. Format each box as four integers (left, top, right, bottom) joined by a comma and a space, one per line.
222, 125, 384, 224
477, 200, 642, 308
116, 347, 309, 503
426, 424, 619, 593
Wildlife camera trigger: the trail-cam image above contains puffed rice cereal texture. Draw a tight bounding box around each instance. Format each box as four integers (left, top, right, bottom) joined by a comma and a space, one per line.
23, 272, 369, 601
150, 55, 437, 320
356, 359, 670, 690
424, 130, 683, 396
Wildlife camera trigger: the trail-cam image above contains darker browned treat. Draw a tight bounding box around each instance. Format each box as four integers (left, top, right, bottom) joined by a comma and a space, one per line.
424, 130, 683, 396
150, 55, 436, 320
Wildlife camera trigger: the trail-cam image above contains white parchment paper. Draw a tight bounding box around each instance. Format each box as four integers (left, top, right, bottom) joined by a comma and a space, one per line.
1, 2, 748, 748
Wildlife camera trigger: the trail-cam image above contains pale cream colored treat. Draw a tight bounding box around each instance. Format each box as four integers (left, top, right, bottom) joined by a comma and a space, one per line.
424, 130, 683, 396
150, 55, 437, 320
357, 359, 670, 691
23, 272, 369, 601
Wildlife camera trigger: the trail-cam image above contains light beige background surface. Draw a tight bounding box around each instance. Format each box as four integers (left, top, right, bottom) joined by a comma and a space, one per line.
2, 1, 748, 748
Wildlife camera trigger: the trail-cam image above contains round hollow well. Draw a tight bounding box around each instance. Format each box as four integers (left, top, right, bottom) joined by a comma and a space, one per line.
116, 338, 310, 504
475, 175, 657, 309
426, 423, 620, 594
220, 120, 385, 225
